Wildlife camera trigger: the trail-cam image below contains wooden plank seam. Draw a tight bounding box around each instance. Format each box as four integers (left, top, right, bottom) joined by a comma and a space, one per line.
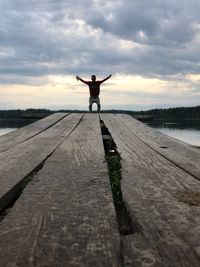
0, 114, 85, 219
117, 115, 200, 182
0, 113, 69, 153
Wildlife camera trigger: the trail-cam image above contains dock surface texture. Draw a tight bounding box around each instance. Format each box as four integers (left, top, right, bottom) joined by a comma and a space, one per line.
0, 114, 200, 267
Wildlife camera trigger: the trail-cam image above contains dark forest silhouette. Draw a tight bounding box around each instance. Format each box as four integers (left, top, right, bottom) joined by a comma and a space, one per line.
0, 106, 199, 120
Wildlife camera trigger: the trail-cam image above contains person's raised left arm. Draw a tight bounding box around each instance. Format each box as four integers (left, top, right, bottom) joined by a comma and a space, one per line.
100, 74, 112, 83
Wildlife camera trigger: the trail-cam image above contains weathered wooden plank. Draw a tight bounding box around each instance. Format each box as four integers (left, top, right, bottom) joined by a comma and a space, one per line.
101, 114, 200, 267
117, 114, 200, 180
0, 113, 68, 152
0, 113, 83, 212
0, 114, 121, 267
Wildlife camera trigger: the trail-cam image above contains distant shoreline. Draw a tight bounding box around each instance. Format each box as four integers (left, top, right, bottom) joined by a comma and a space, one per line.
0, 105, 199, 120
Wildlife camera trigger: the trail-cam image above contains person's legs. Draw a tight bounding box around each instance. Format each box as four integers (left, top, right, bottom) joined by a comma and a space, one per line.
89, 97, 93, 112
89, 96, 100, 112
97, 103, 101, 113
95, 97, 101, 113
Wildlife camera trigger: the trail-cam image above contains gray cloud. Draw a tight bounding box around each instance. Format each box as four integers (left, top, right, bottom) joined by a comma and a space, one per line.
0, 0, 200, 84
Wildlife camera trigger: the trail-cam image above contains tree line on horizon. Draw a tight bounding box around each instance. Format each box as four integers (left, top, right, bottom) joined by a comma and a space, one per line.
0, 106, 199, 120
137, 106, 200, 120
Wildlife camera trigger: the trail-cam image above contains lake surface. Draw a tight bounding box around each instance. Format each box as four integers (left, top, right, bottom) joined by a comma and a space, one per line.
148, 119, 200, 147
0, 128, 17, 136
0, 118, 36, 137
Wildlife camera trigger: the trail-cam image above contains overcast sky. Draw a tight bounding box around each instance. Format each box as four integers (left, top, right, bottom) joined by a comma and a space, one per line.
0, 0, 200, 110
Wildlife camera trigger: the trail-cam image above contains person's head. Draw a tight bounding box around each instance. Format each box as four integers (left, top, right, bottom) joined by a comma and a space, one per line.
91, 75, 96, 81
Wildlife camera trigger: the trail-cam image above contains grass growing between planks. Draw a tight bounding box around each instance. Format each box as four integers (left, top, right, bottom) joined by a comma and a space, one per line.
106, 153, 123, 209
100, 119, 134, 235
106, 151, 134, 235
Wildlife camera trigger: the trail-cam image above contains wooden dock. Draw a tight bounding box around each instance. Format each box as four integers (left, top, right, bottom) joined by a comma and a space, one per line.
0, 113, 200, 267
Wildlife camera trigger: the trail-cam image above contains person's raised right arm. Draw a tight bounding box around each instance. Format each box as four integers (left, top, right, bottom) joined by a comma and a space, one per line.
76, 76, 88, 84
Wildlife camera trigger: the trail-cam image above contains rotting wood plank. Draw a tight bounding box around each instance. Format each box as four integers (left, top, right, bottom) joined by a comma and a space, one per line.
0, 113, 68, 152
117, 114, 200, 180
0, 114, 122, 267
101, 114, 200, 267
0, 113, 83, 212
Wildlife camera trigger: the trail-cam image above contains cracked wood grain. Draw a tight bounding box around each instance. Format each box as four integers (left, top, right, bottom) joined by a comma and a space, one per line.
0, 113, 83, 212
101, 114, 200, 267
0, 114, 122, 267
0, 113, 68, 153
117, 114, 200, 181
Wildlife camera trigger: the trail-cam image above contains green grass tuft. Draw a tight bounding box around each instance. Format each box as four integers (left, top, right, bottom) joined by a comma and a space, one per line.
106, 153, 123, 208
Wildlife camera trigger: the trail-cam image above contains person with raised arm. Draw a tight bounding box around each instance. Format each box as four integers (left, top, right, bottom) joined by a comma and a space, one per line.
76, 74, 112, 112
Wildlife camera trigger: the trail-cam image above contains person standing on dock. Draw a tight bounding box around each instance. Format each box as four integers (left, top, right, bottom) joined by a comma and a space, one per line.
76, 74, 112, 112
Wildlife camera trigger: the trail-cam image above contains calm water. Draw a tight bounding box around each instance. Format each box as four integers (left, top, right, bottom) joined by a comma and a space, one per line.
148, 119, 200, 147
0, 128, 17, 136
0, 118, 36, 137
